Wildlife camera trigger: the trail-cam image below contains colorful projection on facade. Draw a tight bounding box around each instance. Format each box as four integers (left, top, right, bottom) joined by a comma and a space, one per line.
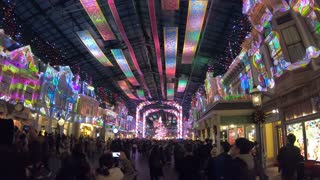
240, 52, 254, 93
77, 30, 113, 66
148, 0, 165, 98
80, 0, 115, 41
161, 0, 180, 10
0, 46, 40, 107
167, 83, 175, 100
111, 49, 139, 86
181, 0, 208, 64
117, 80, 137, 100
252, 50, 275, 91
164, 27, 178, 79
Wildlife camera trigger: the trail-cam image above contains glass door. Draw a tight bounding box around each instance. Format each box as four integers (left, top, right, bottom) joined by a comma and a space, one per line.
287, 123, 305, 157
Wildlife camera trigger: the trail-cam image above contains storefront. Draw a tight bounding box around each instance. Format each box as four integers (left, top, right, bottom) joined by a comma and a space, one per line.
220, 115, 256, 144
281, 96, 320, 160
286, 118, 320, 160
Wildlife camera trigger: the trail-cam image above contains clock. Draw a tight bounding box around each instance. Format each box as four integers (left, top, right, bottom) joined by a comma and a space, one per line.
14, 103, 24, 112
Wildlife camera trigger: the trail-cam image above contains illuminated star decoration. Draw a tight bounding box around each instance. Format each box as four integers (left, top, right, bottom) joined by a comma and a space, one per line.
77, 30, 113, 66
111, 49, 139, 86
181, 0, 208, 64
80, 0, 116, 41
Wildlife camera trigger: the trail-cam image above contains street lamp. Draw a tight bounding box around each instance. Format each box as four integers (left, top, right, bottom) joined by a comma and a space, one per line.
251, 87, 262, 107
58, 118, 65, 126
250, 86, 267, 179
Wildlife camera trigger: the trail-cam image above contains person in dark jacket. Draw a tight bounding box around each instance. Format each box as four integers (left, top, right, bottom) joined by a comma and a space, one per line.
225, 138, 255, 180
277, 134, 304, 180
149, 146, 164, 180
179, 143, 201, 180
0, 119, 27, 180
206, 141, 231, 180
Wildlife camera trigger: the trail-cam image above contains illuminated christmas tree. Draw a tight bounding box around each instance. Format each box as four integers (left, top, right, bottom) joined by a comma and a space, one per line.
154, 116, 167, 139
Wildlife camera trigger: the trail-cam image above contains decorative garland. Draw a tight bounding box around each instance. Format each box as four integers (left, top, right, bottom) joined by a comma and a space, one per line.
251, 109, 266, 124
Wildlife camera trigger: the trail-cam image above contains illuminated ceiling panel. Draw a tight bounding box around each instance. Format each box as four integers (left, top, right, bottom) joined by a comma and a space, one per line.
181, 0, 208, 64
80, 0, 115, 41
111, 49, 139, 86
77, 30, 113, 66
117, 80, 137, 99
161, 0, 180, 10
164, 27, 178, 79
167, 83, 175, 100
136, 89, 146, 100
177, 77, 188, 92
108, 0, 151, 98
148, 0, 165, 98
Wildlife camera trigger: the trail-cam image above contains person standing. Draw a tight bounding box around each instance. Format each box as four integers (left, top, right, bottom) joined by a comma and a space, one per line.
225, 138, 255, 180
277, 134, 304, 180
149, 146, 164, 180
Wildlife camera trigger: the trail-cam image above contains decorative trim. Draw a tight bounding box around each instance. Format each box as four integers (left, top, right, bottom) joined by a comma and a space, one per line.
77, 30, 113, 66
108, 0, 151, 98
148, 0, 165, 98
111, 49, 139, 86
80, 0, 116, 41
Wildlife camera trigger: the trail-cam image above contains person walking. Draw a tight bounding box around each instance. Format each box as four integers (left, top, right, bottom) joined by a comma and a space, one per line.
277, 134, 304, 180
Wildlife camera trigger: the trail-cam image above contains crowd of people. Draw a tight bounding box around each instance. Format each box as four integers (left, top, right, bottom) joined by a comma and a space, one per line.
0, 118, 305, 180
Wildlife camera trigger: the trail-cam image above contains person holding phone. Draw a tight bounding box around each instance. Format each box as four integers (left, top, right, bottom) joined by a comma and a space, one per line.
96, 153, 124, 180
119, 151, 137, 180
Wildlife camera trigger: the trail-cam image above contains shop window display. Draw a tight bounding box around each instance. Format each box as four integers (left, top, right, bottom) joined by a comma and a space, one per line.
305, 119, 320, 160
221, 125, 256, 144
287, 123, 305, 157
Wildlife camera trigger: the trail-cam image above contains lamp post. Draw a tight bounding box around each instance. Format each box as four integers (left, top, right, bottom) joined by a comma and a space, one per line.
250, 87, 265, 176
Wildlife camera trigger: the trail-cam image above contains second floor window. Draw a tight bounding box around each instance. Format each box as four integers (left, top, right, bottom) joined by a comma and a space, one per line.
281, 25, 305, 63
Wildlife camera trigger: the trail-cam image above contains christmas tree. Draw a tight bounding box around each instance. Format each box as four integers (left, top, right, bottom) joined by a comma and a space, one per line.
154, 117, 167, 139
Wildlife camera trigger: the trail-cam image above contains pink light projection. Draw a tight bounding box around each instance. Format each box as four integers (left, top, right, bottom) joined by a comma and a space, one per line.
117, 80, 137, 99
161, 0, 180, 10
164, 27, 178, 79
80, 0, 115, 41
111, 49, 139, 86
135, 101, 183, 138
77, 30, 113, 66
148, 0, 165, 98
108, 0, 151, 98
181, 0, 208, 64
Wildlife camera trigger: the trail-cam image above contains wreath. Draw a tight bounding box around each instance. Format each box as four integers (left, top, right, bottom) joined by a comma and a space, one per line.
251, 109, 266, 124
